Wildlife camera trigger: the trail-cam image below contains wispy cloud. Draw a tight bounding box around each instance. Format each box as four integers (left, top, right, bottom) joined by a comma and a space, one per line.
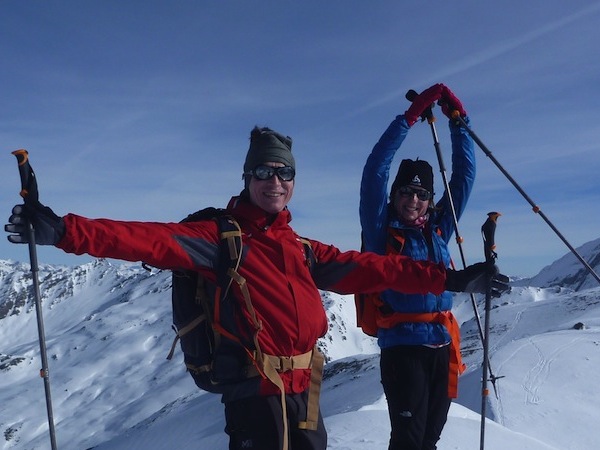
2, 1, 600, 277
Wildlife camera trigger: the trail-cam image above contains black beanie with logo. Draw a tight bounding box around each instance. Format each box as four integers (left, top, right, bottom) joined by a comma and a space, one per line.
391, 159, 434, 196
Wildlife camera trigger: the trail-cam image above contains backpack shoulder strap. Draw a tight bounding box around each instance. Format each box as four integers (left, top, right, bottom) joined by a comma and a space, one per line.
386, 228, 406, 254
297, 236, 317, 272
213, 214, 243, 298
209, 214, 263, 351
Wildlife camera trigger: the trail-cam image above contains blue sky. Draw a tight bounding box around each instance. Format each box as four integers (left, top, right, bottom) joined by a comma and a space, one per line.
2, 0, 600, 277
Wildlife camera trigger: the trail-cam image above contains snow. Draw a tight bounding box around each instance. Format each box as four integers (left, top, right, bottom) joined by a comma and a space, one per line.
2, 248, 600, 449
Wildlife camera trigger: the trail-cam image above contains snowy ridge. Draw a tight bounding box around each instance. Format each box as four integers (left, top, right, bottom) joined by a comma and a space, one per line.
515, 237, 600, 291
2, 236, 600, 449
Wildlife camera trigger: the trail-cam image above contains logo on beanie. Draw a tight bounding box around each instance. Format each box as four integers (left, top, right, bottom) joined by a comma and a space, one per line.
411, 175, 422, 186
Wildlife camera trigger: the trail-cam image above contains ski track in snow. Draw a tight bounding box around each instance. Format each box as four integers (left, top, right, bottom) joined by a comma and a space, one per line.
521, 334, 584, 406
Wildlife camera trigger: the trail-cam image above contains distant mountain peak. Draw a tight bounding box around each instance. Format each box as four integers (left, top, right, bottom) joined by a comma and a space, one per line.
516, 237, 600, 291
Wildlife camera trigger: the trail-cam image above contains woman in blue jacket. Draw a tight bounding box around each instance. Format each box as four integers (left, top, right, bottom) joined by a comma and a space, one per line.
360, 84, 475, 450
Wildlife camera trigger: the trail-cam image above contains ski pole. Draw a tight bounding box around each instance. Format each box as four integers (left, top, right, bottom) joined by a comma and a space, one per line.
452, 113, 600, 287
406, 90, 502, 397
12, 149, 59, 450
480, 211, 500, 450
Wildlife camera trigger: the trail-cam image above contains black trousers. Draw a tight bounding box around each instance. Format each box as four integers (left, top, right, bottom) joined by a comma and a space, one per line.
224, 390, 327, 450
380, 345, 452, 450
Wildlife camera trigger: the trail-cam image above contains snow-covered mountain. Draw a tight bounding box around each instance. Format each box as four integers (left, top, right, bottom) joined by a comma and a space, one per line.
515, 237, 600, 291
2, 238, 600, 450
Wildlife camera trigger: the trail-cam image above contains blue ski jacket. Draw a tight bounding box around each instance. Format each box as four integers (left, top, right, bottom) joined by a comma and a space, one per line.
360, 114, 475, 348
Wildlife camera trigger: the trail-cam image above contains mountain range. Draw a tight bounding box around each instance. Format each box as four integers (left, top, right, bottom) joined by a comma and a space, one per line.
2, 238, 600, 449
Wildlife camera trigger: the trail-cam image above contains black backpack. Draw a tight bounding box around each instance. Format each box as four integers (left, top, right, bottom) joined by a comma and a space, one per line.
166, 207, 257, 393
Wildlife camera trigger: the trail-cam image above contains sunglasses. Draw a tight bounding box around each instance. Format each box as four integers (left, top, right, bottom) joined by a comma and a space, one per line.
245, 165, 296, 182
397, 185, 432, 201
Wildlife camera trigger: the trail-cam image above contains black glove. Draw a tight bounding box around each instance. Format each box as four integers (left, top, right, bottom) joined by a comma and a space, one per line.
5, 202, 65, 245
445, 262, 510, 297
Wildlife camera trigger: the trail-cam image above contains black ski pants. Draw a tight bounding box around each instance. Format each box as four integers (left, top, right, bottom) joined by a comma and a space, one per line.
381, 344, 452, 450
224, 390, 327, 450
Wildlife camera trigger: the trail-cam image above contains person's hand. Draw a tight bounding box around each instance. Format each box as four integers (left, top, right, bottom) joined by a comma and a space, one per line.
404, 84, 444, 126
438, 84, 467, 120
5, 202, 65, 245
445, 262, 510, 297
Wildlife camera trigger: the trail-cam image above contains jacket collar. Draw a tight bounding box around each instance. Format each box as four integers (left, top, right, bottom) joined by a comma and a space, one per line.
226, 196, 292, 230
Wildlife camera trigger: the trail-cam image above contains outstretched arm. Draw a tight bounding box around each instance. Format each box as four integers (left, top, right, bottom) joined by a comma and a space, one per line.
6, 202, 220, 273
308, 240, 509, 297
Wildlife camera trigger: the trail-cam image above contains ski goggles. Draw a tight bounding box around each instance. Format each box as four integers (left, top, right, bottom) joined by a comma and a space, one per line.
397, 185, 432, 201
245, 165, 296, 182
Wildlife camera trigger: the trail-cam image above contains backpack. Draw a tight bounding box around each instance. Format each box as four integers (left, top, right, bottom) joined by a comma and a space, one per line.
165, 207, 256, 393
354, 229, 406, 337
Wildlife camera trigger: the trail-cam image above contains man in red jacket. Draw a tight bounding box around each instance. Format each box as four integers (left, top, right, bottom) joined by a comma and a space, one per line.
6, 126, 508, 450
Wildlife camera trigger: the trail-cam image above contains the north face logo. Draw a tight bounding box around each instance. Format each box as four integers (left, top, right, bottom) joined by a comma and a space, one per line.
411, 175, 422, 185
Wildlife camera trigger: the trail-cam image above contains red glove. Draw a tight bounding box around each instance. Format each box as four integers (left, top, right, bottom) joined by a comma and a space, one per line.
404, 84, 443, 126
438, 84, 467, 119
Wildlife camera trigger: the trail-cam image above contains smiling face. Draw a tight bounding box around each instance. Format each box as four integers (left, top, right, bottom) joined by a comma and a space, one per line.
248, 161, 294, 214
393, 185, 431, 223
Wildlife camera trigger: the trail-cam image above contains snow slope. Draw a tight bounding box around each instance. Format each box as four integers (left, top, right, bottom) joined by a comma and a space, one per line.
2, 241, 600, 449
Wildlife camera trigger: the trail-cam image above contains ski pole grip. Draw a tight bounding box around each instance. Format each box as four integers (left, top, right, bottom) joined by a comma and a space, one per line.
12, 149, 39, 203
481, 212, 500, 262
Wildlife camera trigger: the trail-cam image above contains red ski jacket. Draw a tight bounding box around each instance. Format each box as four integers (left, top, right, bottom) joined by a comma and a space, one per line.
57, 196, 447, 396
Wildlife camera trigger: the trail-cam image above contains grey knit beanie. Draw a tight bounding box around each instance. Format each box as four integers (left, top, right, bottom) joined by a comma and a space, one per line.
244, 126, 295, 173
